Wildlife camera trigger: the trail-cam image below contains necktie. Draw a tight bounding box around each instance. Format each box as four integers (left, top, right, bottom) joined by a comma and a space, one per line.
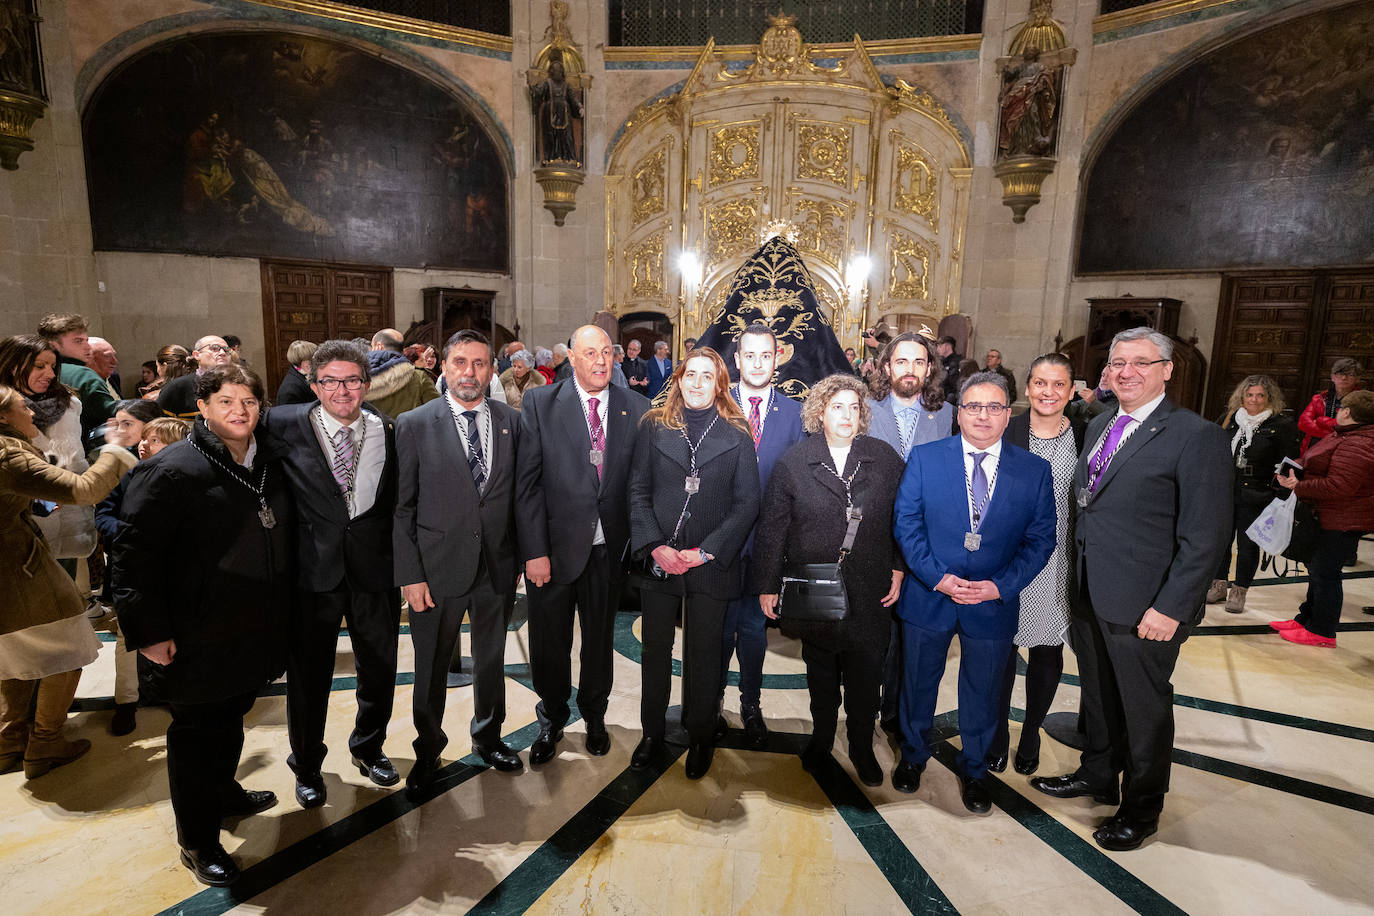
897, 406, 917, 459
970, 451, 989, 522
463, 409, 485, 491
588, 397, 605, 479
748, 396, 763, 448
1088, 414, 1134, 493
330, 425, 355, 494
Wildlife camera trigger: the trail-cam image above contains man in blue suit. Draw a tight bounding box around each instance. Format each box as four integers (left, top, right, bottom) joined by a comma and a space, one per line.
645, 340, 673, 400
865, 331, 955, 734
892, 371, 1056, 813
722, 322, 805, 747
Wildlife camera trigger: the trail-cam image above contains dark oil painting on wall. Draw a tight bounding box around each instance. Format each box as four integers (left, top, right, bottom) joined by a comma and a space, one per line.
84, 32, 508, 271
1079, 2, 1374, 274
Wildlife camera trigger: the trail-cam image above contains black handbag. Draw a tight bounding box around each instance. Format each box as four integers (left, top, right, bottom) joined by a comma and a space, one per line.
1282, 499, 1320, 564
778, 504, 862, 622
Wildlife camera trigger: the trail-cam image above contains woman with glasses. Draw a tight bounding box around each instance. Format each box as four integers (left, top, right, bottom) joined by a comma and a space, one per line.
751, 374, 905, 785
628, 347, 759, 780
113, 366, 293, 887
1207, 376, 1299, 613
1272, 389, 1374, 648
988, 354, 1086, 776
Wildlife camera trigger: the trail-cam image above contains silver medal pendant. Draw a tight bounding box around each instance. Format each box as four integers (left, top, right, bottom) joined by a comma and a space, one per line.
964, 531, 981, 551
590, 448, 604, 467
684, 475, 700, 494
1076, 491, 1090, 509
259, 506, 277, 529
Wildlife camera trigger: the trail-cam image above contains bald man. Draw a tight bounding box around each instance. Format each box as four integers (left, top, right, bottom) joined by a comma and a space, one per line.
516, 325, 649, 764
157, 335, 235, 420
88, 337, 121, 399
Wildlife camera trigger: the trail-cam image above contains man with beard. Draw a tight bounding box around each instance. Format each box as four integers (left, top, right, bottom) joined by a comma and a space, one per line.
865, 332, 955, 733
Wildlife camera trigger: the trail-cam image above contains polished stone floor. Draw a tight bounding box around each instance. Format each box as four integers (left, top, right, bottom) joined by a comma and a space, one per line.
2, 544, 1372, 915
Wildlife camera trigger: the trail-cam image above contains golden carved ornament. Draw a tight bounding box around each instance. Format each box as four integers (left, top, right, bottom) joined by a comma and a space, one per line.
890, 131, 939, 228
289, 312, 314, 325
631, 145, 667, 226
708, 124, 761, 187
1254, 329, 1282, 347
628, 234, 665, 298
888, 232, 931, 302
706, 198, 761, 268
761, 219, 800, 245
796, 122, 851, 186
788, 191, 851, 268
1350, 331, 1374, 349
884, 79, 964, 156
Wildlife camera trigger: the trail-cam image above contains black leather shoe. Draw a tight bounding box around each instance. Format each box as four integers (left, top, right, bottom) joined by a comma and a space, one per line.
180, 845, 240, 887
1013, 752, 1039, 775
849, 746, 883, 787
352, 753, 400, 787
630, 736, 664, 771
800, 746, 831, 774
109, 702, 137, 737
892, 760, 923, 794
294, 774, 326, 809
585, 721, 611, 757
1029, 773, 1120, 806
1093, 813, 1159, 851
960, 774, 993, 814
406, 757, 440, 797
221, 788, 277, 818
530, 727, 563, 765
475, 742, 523, 772
684, 742, 714, 779
741, 704, 769, 750
987, 754, 1008, 773
714, 715, 729, 742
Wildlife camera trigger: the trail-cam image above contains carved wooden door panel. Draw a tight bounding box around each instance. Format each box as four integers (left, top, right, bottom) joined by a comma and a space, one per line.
260, 259, 394, 394
1318, 273, 1374, 385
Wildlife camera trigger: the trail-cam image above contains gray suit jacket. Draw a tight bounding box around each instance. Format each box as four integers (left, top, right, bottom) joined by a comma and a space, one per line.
393, 395, 521, 597
1072, 398, 1232, 626
867, 396, 954, 462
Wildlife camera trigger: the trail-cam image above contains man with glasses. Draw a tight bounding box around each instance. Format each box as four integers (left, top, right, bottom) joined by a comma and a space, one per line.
1031, 327, 1231, 851
263, 339, 402, 807
865, 331, 955, 732
157, 335, 236, 420
891, 371, 1056, 813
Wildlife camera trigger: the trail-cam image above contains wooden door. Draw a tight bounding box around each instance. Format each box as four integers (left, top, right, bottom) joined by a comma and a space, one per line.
260, 259, 394, 394
1207, 268, 1374, 418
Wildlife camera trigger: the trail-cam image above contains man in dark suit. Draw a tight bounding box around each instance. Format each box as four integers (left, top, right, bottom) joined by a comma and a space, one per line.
892, 372, 1056, 813
395, 329, 524, 793
722, 322, 804, 747
158, 334, 235, 420
645, 340, 673, 400
264, 339, 400, 807
624, 338, 649, 395
1032, 328, 1231, 851
516, 325, 649, 764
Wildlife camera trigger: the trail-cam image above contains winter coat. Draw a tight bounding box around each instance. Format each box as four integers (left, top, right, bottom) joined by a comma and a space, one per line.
365, 350, 438, 420
0, 433, 134, 680
1218, 411, 1300, 508
1293, 423, 1374, 532
499, 365, 545, 410
111, 420, 294, 704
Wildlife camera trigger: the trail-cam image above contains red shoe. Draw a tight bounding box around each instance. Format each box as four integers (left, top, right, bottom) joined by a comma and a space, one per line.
1279, 625, 1336, 648
1268, 618, 1302, 631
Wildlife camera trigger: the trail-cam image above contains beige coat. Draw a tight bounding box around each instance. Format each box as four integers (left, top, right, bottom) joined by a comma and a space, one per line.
0, 434, 134, 680
499, 365, 545, 410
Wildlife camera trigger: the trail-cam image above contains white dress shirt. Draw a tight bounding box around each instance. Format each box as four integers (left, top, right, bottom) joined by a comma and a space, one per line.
1091, 390, 1167, 463
445, 393, 493, 490
312, 405, 385, 517
960, 436, 1003, 530
733, 383, 772, 441
573, 377, 609, 546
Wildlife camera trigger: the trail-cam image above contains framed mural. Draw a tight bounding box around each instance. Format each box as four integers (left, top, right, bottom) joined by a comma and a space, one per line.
84, 31, 508, 271
1078, 2, 1374, 274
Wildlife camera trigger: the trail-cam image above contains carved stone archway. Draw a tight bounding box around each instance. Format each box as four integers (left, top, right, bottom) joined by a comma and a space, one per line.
605, 15, 971, 355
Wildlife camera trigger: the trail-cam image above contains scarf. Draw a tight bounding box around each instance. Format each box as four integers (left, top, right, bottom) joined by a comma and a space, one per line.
25, 391, 69, 434
1230, 408, 1271, 457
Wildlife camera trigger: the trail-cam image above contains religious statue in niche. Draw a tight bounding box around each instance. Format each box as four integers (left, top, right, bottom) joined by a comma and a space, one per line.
526, 0, 592, 225
0, 0, 47, 170
998, 48, 1059, 158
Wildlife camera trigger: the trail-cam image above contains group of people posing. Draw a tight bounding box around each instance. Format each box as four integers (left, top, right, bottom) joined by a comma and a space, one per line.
2, 316, 1370, 891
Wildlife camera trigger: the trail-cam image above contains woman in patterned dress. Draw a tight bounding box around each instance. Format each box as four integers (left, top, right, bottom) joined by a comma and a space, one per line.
988, 353, 1086, 776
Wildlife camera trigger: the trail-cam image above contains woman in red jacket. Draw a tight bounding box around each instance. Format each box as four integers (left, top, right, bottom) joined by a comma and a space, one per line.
1272, 389, 1374, 647
1298, 358, 1363, 455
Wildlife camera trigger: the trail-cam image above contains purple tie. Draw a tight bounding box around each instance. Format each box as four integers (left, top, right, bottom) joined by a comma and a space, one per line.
588, 397, 605, 479
1088, 414, 1134, 492
330, 426, 355, 493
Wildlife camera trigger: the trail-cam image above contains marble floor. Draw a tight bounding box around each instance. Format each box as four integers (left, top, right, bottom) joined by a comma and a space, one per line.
2, 545, 1373, 916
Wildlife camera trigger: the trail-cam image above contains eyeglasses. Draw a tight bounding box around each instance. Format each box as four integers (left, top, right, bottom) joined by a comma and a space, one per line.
316, 377, 365, 391
959, 402, 1008, 416
1106, 358, 1169, 371
201, 344, 230, 353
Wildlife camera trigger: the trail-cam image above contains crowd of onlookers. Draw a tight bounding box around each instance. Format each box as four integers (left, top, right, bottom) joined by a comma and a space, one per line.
0, 310, 1368, 887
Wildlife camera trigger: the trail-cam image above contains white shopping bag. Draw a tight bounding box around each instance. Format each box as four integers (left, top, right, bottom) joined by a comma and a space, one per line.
1246, 493, 1297, 556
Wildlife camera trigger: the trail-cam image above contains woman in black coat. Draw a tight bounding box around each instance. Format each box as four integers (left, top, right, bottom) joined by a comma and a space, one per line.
751, 374, 905, 786
1211, 375, 1300, 613
629, 347, 759, 780
112, 366, 293, 888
